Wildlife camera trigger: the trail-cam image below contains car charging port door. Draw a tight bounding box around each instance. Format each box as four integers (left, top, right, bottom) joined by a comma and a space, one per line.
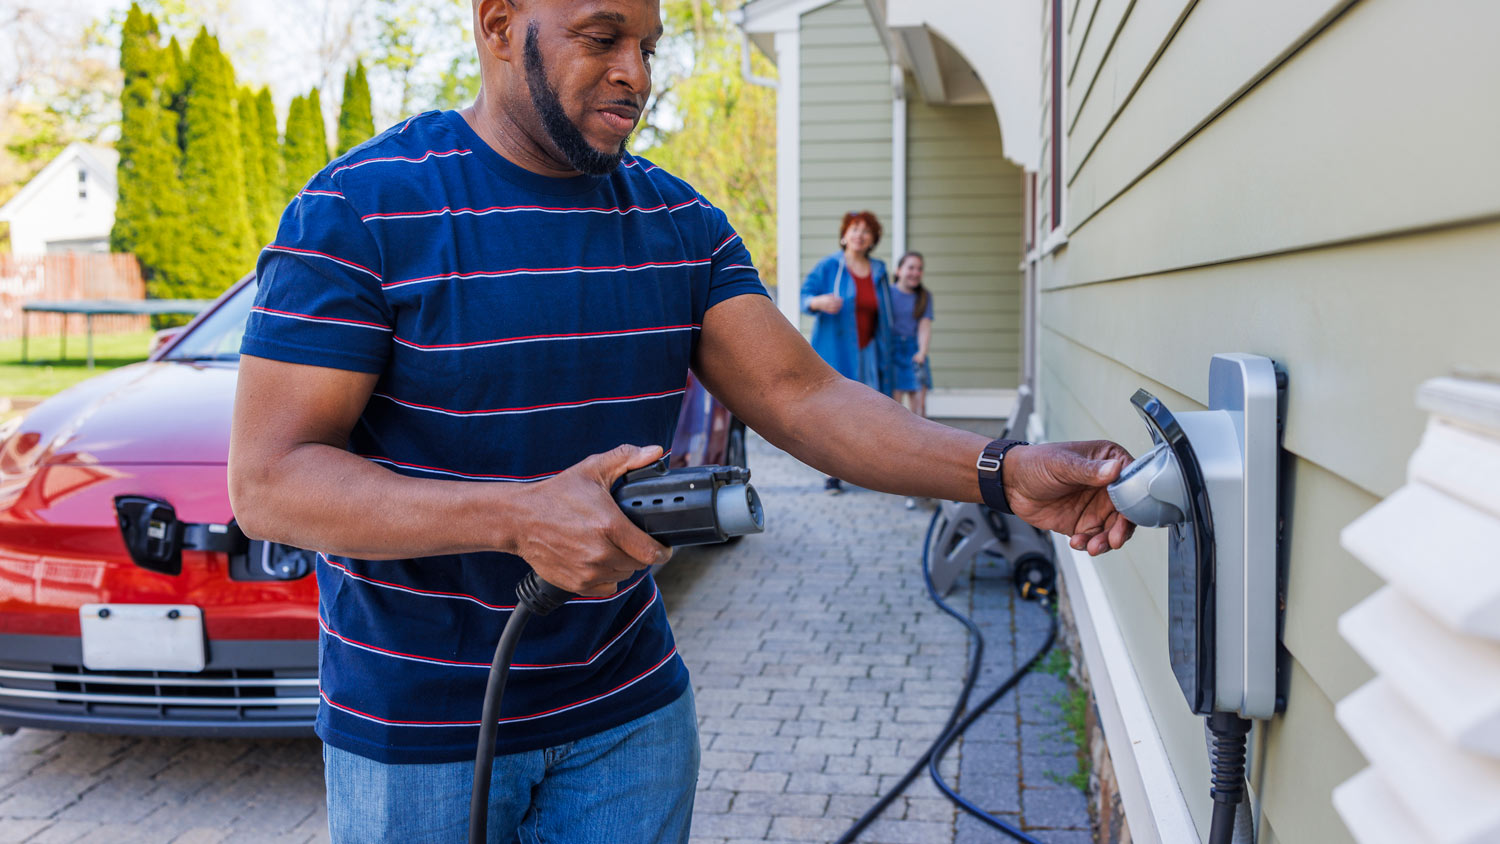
115, 496, 184, 575
116, 497, 250, 576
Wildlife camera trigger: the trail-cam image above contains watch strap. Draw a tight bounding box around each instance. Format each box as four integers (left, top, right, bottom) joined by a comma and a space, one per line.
977, 439, 1028, 515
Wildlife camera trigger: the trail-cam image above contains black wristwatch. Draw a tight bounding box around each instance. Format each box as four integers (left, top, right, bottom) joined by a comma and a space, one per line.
977, 438, 1028, 515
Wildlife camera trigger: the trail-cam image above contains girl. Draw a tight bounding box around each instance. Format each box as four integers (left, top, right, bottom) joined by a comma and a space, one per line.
888, 252, 934, 508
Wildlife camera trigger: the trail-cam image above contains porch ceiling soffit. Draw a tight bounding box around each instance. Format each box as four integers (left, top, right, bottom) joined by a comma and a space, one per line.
881, 0, 1041, 171
735, 0, 843, 60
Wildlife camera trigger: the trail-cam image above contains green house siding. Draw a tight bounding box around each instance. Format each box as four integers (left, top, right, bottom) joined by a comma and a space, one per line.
907, 98, 1022, 389
797, 0, 1022, 390
799, 0, 892, 329
1038, 1, 1500, 842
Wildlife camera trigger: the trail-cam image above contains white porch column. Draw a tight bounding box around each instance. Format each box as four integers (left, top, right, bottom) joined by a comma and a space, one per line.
774, 29, 802, 326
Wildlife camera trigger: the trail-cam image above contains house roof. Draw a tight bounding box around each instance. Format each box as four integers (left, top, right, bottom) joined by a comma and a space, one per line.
0, 142, 119, 223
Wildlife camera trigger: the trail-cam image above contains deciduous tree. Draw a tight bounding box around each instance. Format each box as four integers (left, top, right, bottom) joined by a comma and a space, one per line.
641, 0, 777, 286
0, 4, 120, 252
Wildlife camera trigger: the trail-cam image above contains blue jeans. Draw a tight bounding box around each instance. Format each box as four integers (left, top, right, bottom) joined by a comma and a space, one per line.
324, 687, 699, 843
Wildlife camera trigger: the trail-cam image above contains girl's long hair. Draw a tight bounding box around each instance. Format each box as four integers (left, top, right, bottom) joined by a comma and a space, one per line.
897, 251, 928, 319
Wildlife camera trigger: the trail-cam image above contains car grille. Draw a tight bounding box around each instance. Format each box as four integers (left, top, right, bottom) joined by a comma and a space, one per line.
0, 662, 317, 723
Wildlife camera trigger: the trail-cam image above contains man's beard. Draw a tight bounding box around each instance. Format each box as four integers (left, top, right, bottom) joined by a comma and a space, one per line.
524, 21, 629, 175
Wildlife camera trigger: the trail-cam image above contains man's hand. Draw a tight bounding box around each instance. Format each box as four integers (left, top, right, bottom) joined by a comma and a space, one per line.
912, 350, 927, 365
508, 444, 672, 596
1004, 441, 1136, 557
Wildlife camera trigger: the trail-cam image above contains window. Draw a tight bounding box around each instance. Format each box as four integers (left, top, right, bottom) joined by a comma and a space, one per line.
78, 168, 88, 200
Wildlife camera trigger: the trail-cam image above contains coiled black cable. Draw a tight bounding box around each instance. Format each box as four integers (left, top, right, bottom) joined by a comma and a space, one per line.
835, 509, 1058, 844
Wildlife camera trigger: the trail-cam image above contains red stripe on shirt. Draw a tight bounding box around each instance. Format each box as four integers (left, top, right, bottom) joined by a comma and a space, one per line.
512, 586, 660, 669
382, 258, 710, 289
330, 148, 471, 175
263, 245, 381, 280
375, 386, 685, 417
361, 454, 562, 481
319, 554, 647, 610
360, 199, 701, 221
392, 323, 700, 351
252, 306, 391, 331
318, 585, 659, 671
318, 647, 678, 726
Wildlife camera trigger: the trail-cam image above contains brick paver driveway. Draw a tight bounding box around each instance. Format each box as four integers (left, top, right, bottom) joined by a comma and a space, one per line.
659, 436, 1092, 844
0, 434, 1091, 843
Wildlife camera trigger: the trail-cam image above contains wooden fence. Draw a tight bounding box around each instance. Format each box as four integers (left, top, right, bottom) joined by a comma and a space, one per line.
0, 253, 148, 341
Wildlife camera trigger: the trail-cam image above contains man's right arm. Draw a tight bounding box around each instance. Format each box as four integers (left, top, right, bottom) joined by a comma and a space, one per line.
228, 354, 669, 595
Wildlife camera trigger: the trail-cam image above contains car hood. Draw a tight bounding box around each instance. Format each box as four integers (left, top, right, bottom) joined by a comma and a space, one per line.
5, 361, 235, 469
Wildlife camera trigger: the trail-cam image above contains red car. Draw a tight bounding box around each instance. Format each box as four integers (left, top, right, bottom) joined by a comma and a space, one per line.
0, 275, 746, 737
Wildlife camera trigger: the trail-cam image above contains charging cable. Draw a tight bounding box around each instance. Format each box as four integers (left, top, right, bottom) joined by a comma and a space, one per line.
835, 510, 1059, 844
1206, 713, 1250, 844
467, 460, 763, 844
469, 572, 572, 844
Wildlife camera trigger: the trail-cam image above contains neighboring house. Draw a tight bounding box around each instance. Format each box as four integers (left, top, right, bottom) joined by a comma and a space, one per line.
738, 2, 1500, 843
0, 143, 119, 256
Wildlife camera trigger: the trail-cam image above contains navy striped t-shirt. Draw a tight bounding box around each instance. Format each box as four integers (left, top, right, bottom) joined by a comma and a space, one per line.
241, 110, 767, 763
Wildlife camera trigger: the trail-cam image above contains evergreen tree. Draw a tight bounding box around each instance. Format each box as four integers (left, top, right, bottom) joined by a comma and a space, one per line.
163, 36, 187, 151
238, 87, 276, 248
175, 28, 254, 298
254, 88, 285, 240
337, 61, 375, 156
281, 94, 309, 203
110, 4, 187, 298
307, 87, 330, 166
282, 87, 329, 199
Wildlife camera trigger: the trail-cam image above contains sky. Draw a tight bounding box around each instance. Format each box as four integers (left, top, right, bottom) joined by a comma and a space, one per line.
71, 0, 473, 125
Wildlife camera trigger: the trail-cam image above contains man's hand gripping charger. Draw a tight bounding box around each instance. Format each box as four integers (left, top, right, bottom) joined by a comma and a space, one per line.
469, 458, 764, 844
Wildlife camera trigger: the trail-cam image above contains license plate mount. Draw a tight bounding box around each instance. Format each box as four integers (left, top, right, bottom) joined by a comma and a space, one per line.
80, 604, 206, 672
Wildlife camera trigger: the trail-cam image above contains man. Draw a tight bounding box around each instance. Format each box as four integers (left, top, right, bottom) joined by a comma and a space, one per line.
229, 1, 1135, 841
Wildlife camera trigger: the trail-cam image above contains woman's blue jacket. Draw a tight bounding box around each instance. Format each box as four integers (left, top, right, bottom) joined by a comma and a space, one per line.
800, 251, 896, 396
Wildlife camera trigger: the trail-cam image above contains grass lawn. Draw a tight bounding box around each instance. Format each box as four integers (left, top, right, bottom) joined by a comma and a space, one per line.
0, 329, 158, 400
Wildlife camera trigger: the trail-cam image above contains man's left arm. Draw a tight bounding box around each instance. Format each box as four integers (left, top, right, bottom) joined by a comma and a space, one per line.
692, 294, 1135, 556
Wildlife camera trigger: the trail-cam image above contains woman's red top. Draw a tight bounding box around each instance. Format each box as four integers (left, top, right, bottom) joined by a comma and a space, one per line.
851, 269, 878, 349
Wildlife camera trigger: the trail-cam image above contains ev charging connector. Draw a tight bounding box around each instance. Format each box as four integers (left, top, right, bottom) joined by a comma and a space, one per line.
1106, 353, 1286, 844
468, 457, 764, 844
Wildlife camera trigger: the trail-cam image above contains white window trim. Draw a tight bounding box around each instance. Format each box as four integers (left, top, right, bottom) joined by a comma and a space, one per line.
1046, 0, 1070, 243
1039, 228, 1069, 258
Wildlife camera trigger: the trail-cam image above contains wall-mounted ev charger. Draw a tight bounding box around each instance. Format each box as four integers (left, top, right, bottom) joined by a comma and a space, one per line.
1106, 353, 1287, 844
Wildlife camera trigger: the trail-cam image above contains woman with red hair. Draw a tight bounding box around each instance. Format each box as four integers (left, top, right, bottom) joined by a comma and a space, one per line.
800, 210, 896, 494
